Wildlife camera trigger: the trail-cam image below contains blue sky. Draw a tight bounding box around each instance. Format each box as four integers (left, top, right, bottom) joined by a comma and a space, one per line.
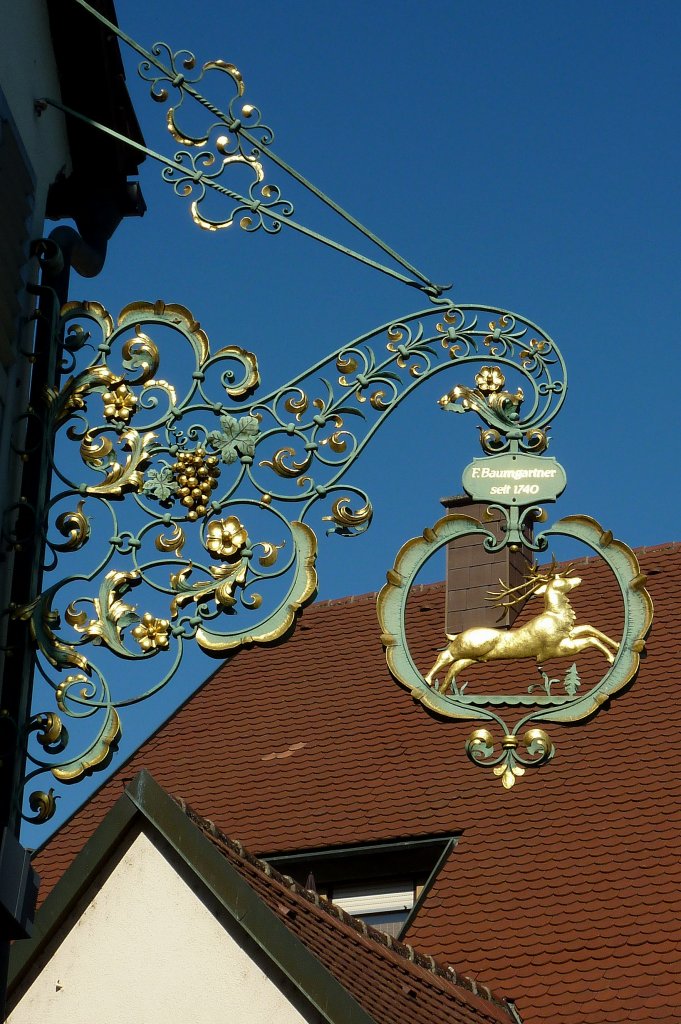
26, 0, 681, 839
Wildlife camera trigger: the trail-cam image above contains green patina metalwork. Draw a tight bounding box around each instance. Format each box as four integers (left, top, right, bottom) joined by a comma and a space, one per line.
377, 513, 653, 786
14, 296, 567, 821
4, 0, 650, 822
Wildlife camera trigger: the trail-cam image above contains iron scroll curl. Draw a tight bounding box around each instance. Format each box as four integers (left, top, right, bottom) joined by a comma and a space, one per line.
16, 297, 568, 822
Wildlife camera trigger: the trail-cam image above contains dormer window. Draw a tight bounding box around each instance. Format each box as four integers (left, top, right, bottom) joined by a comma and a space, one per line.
265, 834, 456, 939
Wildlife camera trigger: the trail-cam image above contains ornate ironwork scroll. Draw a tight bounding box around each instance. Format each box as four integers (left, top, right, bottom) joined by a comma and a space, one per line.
41, 0, 448, 298
4, 0, 649, 825
12, 299, 570, 821
377, 354, 653, 787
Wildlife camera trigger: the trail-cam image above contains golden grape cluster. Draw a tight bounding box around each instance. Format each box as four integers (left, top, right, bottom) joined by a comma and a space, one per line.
171, 448, 220, 521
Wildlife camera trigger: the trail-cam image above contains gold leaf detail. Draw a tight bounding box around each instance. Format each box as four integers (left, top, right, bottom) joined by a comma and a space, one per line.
85, 431, 156, 497
66, 570, 140, 653
369, 390, 389, 411
27, 790, 57, 823
168, 107, 208, 146
61, 300, 115, 339
102, 382, 137, 423
194, 521, 318, 654
13, 600, 90, 671
259, 447, 311, 478
320, 430, 348, 454
80, 432, 113, 466
475, 366, 505, 394
205, 516, 249, 560
155, 524, 186, 555
255, 541, 283, 568
214, 345, 260, 397
52, 706, 121, 782
212, 561, 249, 610
524, 428, 549, 453
118, 301, 210, 365
471, 726, 495, 745
322, 497, 373, 529
205, 59, 244, 95
54, 501, 90, 552
144, 379, 178, 404
336, 354, 358, 384
131, 613, 171, 653
284, 390, 310, 421
55, 365, 119, 424
171, 448, 220, 521
34, 712, 64, 748
121, 329, 160, 384
65, 603, 89, 630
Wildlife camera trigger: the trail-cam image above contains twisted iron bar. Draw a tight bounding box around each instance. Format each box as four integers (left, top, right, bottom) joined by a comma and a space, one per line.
42, 0, 448, 299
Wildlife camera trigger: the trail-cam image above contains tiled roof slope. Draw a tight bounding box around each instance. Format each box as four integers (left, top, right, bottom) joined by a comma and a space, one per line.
178, 797, 516, 1024
34, 541, 681, 1024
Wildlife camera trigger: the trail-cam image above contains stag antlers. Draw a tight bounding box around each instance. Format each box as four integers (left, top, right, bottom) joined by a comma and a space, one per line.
487, 557, 572, 612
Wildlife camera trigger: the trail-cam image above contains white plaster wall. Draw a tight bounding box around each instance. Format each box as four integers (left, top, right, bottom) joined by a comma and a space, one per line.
9, 830, 321, 1024
0, 0, 71, 232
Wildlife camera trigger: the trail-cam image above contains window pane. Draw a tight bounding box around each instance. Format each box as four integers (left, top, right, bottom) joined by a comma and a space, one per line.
360, 910, 410, 938
332, 881, 413, 916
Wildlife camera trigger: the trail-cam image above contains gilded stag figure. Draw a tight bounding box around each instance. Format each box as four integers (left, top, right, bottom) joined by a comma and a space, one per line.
425, 563, 620, 694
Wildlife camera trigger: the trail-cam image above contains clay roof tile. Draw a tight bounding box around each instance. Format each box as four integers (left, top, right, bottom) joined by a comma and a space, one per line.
31, 542, 681, 1024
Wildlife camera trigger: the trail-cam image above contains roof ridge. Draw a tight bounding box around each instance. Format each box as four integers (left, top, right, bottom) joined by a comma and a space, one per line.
174, 795, 512, 1018
309, 580, 446, 611
305, 540, 681, 612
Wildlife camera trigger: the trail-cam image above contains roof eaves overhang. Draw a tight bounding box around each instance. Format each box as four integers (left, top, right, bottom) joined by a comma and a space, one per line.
45, 0, 146, 242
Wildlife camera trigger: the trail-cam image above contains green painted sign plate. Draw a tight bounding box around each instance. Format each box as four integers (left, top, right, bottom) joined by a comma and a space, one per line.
462, 453, 567, 505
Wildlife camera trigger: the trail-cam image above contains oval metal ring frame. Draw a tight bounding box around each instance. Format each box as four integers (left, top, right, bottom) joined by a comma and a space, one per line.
377, 512, 653, 779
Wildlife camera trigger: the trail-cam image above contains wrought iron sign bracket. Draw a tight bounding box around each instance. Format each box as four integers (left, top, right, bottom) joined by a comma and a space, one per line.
0, 2, 653, 830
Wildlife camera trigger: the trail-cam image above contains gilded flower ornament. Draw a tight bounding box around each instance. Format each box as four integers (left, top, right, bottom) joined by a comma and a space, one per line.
206, 516, 249, 560
475, 366, 505, 394
102, 382, 138, 423
132, 612, 171, 653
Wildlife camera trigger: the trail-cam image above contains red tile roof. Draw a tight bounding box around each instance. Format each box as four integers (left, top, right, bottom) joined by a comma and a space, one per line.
180, 797, 516, 1024
33, 540, 681, 1024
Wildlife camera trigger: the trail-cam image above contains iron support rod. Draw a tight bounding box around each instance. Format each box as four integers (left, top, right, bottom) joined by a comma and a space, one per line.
68, 0, 445, 296
41, 97, 438, 294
